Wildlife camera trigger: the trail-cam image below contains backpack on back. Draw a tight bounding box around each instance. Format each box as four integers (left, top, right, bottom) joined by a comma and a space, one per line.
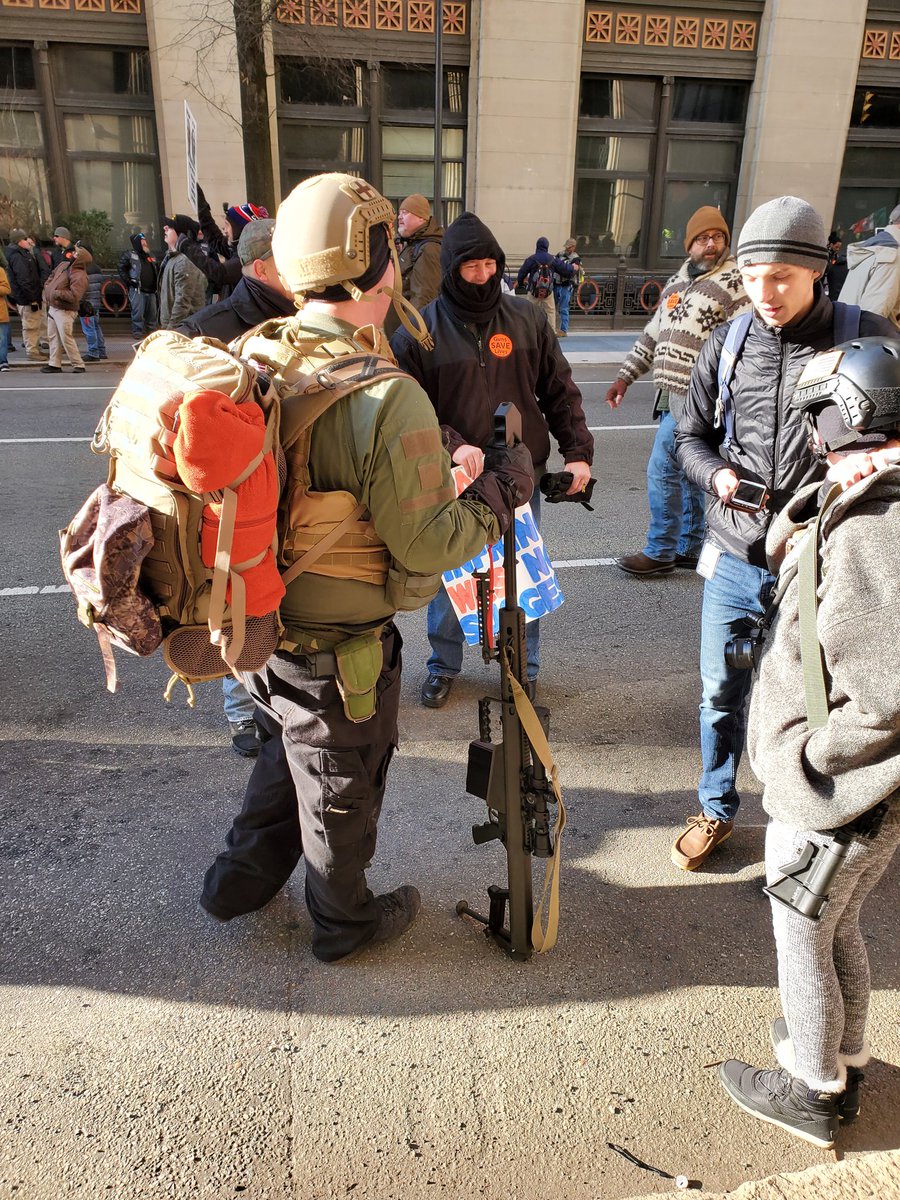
60, 323, 415, 707
60, 329, 281, 702
529, 261, 554, 300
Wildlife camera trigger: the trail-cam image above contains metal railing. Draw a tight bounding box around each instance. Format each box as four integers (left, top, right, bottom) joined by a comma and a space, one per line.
510, 262, 665, 328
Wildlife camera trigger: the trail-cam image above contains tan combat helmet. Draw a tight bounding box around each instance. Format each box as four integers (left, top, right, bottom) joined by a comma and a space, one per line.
273, 172, 434, 348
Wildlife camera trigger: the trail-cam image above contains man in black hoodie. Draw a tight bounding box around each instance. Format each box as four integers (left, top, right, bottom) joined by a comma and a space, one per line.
118, 232, 160, 338
392, 211, 593, 708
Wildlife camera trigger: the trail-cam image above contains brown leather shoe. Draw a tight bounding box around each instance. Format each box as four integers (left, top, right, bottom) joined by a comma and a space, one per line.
616, 551, 675, 576
672, 814, 734, 870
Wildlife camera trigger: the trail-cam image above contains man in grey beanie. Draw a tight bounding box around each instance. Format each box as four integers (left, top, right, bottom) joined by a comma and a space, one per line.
671, 196, 895, 871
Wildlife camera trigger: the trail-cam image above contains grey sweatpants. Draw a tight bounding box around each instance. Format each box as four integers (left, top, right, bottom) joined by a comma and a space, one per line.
766, 801, 900, 1089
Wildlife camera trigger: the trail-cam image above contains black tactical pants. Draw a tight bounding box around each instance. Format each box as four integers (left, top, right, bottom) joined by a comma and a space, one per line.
201, 624, 401, 962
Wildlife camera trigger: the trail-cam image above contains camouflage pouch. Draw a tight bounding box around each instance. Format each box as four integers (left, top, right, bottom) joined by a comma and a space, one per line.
333, 630, 384, 723
60, 484, 164, 691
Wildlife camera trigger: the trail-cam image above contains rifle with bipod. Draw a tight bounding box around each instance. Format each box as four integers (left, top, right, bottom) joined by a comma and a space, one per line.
456, 402, 567, 961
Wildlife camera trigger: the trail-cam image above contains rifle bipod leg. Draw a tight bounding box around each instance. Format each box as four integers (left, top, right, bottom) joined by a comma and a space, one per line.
456, 886, 531, 961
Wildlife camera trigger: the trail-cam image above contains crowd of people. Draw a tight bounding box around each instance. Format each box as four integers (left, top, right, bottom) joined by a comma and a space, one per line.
4, 174, 899, 1156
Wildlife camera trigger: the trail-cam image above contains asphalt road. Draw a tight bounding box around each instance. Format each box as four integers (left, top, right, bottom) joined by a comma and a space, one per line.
1, 364, 897, 1199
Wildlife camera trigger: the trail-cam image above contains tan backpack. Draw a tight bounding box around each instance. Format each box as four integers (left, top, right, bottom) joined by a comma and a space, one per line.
61, 323, 411, 706
61, 329, 281, 702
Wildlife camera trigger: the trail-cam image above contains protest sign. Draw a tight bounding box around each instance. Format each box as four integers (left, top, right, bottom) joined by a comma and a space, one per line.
442, 467, 564, 647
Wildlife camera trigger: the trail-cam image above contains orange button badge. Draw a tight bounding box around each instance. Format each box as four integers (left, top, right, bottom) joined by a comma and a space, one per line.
666, 292, 681, 310
489, 333, 513, 358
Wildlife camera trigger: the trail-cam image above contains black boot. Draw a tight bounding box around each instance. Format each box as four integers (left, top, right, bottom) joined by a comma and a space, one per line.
421, 674, 453, 708
770, 1017, 864, 1122
718, 1060, 840, 1148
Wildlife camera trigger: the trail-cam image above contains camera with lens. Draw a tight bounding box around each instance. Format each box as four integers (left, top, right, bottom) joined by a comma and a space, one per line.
724, 615, 767, 671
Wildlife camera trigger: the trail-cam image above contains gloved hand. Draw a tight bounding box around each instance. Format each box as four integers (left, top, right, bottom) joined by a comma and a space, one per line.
484, 439, 534, 507
196, 183, 211, 219
462, 440, 534, 533
605, 379, 627, 408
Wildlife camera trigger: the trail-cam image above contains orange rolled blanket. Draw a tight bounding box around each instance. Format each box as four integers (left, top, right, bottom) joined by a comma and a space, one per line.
173, 388, 285, 616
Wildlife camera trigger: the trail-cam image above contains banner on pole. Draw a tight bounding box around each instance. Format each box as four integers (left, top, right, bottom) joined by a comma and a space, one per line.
184, 102, 198, 213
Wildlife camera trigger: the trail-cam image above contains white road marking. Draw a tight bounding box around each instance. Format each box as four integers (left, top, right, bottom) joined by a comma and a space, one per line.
0, 386, 113, 392
589, 424, 655, 431
4, 560, 625, 597
0, 437, 91, 443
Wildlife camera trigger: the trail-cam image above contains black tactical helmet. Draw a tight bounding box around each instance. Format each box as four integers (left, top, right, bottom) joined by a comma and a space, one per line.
792, 336, 900, 450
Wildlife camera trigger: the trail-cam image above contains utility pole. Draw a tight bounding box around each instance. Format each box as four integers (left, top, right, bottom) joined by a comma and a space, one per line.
433, 4, 443, 221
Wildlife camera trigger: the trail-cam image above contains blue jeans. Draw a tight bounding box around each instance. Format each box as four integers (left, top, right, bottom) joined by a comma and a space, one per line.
644, 411, 706, 562
554, 284, 572, 333
81, 314, 107, 357
698, 548, 775, 822
129, 288, 158, 337
223, 674, 257, 724
427, 489, 541, 682
0, 320, 9, 365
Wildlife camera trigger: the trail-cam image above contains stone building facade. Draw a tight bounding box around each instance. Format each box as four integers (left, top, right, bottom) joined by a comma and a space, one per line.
2, 0, 899, 284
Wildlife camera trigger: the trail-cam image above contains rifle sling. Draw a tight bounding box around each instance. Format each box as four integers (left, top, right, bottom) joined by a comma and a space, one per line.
504, 651, 567, 954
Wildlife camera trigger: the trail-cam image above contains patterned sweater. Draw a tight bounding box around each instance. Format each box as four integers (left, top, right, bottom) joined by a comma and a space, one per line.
618, 254, 750, 418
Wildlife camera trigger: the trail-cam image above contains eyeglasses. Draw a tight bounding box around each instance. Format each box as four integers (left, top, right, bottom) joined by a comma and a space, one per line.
693, 232, 727, 246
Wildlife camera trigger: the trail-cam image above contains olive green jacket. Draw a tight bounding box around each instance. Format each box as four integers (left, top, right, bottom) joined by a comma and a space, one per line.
279, 314, 500, 645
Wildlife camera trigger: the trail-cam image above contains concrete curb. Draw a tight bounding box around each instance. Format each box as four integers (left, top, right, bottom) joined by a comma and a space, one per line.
633, 1149, 900, 1200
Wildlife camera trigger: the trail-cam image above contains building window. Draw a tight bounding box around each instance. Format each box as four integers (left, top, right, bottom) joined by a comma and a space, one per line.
834, 87, 900, 242
277, 59, 467, 224
573, 75, 747, 267
0, 45, 50, 231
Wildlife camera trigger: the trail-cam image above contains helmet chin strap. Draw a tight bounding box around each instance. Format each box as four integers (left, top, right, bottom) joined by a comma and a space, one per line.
344, 242, 435, 351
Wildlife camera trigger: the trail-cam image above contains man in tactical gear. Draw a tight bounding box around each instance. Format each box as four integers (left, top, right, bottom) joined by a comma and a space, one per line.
717, 337, 900, 1148
200, 174, 534, 964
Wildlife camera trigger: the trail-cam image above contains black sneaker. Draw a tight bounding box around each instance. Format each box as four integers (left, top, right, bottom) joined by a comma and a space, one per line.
40, 364, 62, 373
770, 1018, 863, 1122
421, 674, 453, 708
229, 719, 262, 758
322, 885, 422, 964
72, 366, 86, 373
718, 1060, 840, 1148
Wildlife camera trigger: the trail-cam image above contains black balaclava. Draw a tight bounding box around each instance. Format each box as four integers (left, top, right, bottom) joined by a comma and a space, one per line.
439, 211, 506, 324
306, 223, 392, 302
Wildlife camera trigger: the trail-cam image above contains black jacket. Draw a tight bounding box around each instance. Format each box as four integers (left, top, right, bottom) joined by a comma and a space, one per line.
391, 292, 593, 469
676, 287, 894, 566
177, 234, 242, 297
6, 244, 43, 306
118, 235, 159, 293
176, 274, 294, 343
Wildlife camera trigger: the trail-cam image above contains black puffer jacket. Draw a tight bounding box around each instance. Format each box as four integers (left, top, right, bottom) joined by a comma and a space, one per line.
176, 274, 294, 343
391, 293, 593, 469
6, 244, 43, 306
676, 287, 894, 566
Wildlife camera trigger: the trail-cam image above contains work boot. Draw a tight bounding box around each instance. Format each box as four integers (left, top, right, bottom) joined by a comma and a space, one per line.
770, 1018, 864, 1122
615, 551, 674, 577
324, 886, 422, 964
671, 814, 734, 870
40, 364, 62, 373
421, 674, 453, 708
229, 719, 262, 758
718, 1060, 841, 1149
674, 553, 700, 569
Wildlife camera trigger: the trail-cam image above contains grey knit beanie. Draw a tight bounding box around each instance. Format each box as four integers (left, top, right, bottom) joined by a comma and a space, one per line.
736, 196, 828, 274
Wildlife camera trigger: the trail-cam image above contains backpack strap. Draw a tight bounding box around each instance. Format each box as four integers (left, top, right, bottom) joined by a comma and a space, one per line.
832, 301, 861, 345
797, 483, 843, 729
714, 313, 753, 452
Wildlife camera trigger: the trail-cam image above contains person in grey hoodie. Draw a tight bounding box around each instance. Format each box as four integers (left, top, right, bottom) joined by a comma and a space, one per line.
839, 204, 900, 328
717, 337, 900, 1151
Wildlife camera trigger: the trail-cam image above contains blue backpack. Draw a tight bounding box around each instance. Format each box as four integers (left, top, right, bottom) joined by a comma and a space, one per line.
714, 302, 861, 452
